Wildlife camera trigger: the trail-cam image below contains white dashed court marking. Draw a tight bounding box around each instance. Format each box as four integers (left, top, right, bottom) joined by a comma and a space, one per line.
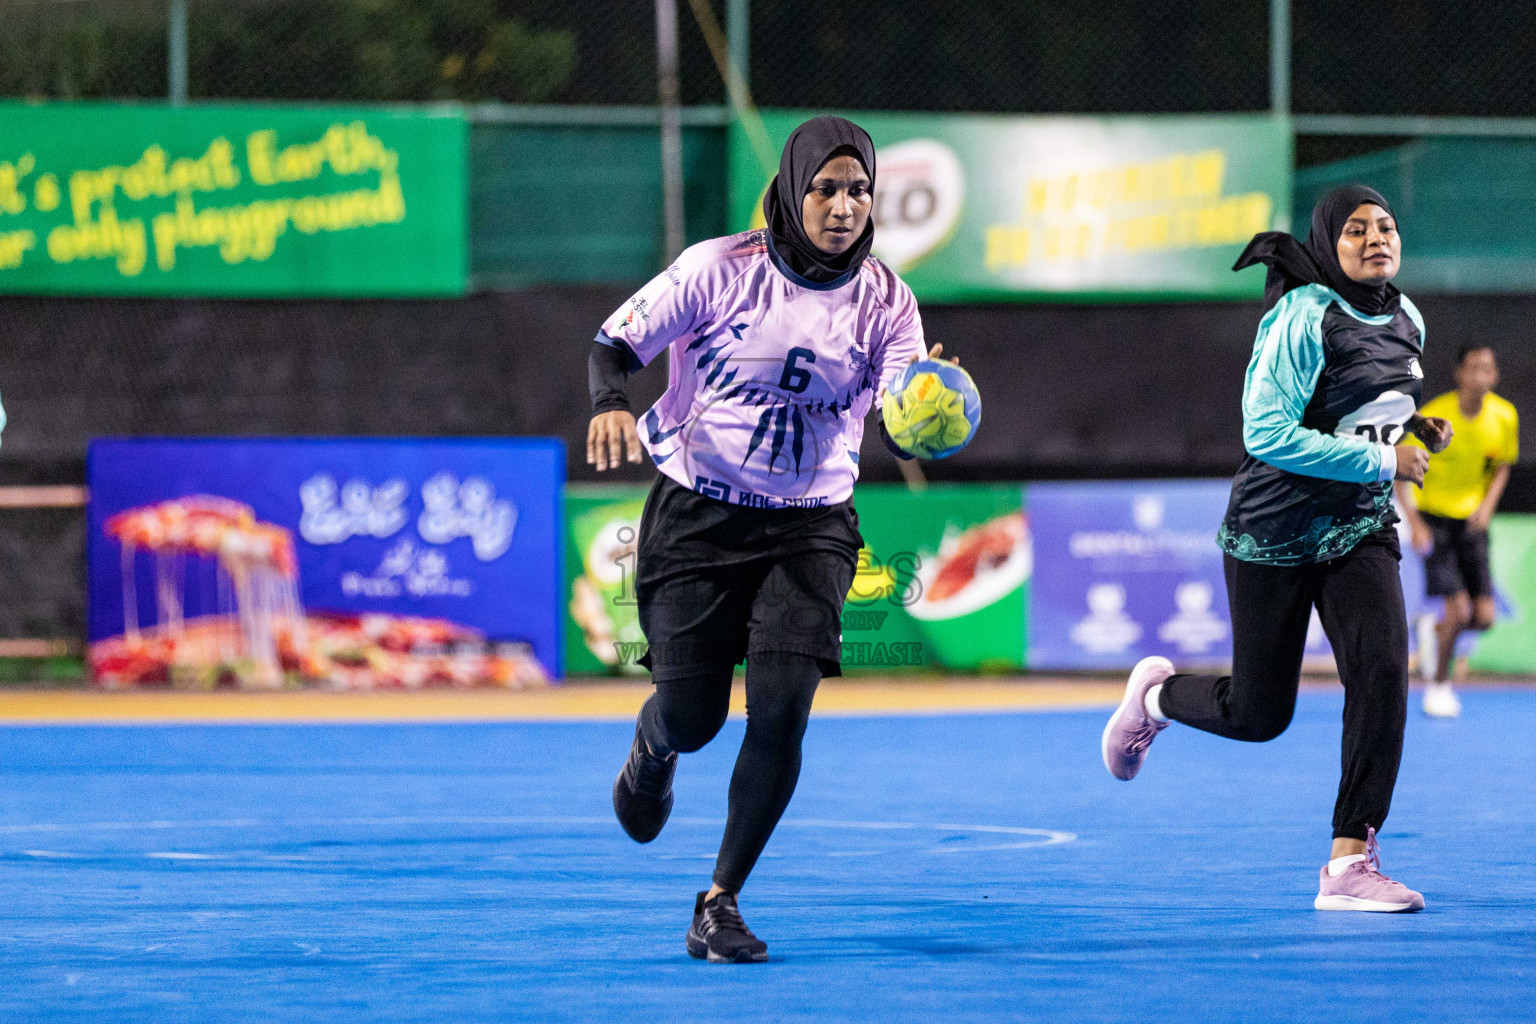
4, 815, 1076, 862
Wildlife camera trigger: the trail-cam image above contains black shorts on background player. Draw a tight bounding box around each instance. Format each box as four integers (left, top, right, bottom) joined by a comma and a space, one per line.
1420, 512, 1492, 599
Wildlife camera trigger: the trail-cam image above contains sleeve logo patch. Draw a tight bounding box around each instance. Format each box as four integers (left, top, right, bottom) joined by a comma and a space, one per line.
621, 295, 651, 327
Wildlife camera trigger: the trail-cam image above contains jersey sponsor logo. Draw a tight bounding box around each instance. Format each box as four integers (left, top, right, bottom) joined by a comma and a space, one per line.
693, 476, 731, 502
734, 488, 828, 509
620, 294, 651, 327
847, 342, 870, 376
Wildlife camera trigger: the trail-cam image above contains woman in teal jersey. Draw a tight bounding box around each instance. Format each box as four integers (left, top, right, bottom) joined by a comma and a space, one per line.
1101, 185, 1453, 912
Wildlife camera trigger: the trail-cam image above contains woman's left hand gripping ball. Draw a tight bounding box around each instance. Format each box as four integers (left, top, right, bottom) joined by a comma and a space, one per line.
587, 411, 643, 472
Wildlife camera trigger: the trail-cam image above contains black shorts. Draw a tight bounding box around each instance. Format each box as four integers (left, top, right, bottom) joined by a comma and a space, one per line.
635, 475, 863, 680
1422, 512, 1493, 599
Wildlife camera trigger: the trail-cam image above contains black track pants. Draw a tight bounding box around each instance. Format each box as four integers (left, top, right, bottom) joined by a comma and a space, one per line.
1158, 530, 1409, 840
638, 650, 822, 893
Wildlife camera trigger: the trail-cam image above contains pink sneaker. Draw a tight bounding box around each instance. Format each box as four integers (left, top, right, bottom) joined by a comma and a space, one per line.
1101, 656, 1174, 780
1314, 828, 1425, 912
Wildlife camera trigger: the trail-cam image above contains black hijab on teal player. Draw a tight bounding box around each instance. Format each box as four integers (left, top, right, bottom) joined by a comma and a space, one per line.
762, 115, 877, 284
1233, 184, 1402, 317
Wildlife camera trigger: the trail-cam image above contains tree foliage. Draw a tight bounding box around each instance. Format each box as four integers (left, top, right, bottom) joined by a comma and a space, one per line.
0, 0, 579, 103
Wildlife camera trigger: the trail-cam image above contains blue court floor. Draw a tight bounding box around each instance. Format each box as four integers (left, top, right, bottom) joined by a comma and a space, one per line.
2, 689, 1534, 1023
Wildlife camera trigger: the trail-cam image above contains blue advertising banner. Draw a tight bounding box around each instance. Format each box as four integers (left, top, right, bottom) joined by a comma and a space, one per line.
1027, 478, 1444, 672
87, 438, 562, 689
1028, 480, 1233, 671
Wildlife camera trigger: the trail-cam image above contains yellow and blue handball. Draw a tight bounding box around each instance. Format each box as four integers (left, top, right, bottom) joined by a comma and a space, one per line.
881, 359, 981, 460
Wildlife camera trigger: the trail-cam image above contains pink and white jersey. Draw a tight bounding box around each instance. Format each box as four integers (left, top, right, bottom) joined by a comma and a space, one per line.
597, 229, 926, 508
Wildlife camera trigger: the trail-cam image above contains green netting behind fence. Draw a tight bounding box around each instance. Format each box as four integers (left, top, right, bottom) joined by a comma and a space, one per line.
1296, 138, 1536, 294
470, 124, 726, 286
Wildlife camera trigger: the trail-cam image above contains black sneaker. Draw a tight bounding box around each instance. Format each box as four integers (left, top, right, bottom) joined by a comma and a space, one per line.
612, 719, 676, 843
685, 891, 768, 963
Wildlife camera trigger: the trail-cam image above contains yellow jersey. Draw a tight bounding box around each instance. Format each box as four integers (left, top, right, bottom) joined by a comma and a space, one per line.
1411, 391, 1520, 519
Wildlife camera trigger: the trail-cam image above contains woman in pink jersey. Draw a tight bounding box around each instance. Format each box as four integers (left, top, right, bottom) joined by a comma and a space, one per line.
587, 116, 933, 962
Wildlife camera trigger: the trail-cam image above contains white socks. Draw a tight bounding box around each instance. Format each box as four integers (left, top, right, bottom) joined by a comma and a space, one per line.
1415, 613, 1438, 684
1144, 683, 1168, 723
1328, 854, 1367, 877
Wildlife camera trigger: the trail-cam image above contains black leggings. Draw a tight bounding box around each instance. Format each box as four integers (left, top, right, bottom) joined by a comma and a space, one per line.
638, 651, 821, 893
1158, 531, 1409, 841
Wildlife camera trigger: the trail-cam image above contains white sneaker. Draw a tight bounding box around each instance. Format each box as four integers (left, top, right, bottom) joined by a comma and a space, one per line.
1422, 682, 1461, 719
1101, 656, 1174, 781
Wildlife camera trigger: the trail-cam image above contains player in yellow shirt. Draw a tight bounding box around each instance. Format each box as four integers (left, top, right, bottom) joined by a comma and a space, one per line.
1395, 344, 1520, 718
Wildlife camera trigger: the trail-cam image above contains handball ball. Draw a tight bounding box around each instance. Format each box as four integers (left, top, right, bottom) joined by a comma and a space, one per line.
881, 359, 981, 460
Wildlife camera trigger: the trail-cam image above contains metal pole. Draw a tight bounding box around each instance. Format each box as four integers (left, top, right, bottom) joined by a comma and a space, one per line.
168, 0, 188, 105
656, 0, 687, 262
1270, 0, 1290, 116
727, 0, 749, 95
1293, 113, 1536, 137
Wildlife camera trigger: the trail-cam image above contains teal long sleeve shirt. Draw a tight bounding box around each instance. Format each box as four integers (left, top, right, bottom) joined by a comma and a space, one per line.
1241, 286, 1404, 485
1219, 283, 1427, 566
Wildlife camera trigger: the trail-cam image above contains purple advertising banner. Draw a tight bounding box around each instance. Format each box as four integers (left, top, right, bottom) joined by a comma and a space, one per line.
1027, 479, 1443, 672
1027, 480, 1233, 671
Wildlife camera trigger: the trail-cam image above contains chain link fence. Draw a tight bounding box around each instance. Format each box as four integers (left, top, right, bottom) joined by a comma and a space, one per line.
0, 0, 721, 104
1293, 1, 1536, 118
752, 0, 1269, 114
3, 0, 1534, 117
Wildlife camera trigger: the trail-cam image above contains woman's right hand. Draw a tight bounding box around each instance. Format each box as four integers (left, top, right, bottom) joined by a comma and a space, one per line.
905, 342, 956, 366
587, 411, 642, 472
1393, 444, 1431, 486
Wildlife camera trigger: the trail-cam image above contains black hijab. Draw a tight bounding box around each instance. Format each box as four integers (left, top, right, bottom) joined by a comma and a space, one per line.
762, 115, 876, 285
1233, 184, 1402, 317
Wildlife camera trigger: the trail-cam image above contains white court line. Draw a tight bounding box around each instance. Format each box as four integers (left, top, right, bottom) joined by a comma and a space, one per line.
20, 850, 87, 859
4, 815, 1076, 861
662, 819, 1076, 858
0, 816, 610, 834
0, 818, 260, 835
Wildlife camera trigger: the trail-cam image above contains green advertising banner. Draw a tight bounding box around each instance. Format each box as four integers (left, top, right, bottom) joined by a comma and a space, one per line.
731, 111, 1291, 301
565, 485, 650, 677
563, 482, 1027, 677
1468, 514, 1536, 675
847, 484, 1027, 673
0, 102, 467, 297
